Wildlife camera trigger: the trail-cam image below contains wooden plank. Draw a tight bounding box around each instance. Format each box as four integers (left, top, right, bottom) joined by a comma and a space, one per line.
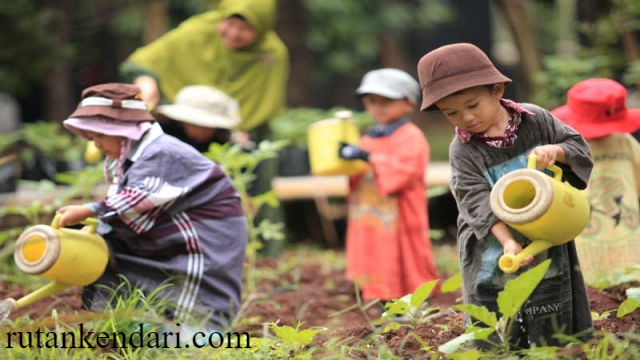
0, 162, 451, 205
272, 162, 451, 200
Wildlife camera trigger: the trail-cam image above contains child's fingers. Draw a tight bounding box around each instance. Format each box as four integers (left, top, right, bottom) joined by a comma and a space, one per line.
521, 255, 534, 267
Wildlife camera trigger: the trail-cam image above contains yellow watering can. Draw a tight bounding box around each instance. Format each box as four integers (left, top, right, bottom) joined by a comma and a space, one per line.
3, 214, 109, 312
489, 155, 590, 273
308, 110, 369, 176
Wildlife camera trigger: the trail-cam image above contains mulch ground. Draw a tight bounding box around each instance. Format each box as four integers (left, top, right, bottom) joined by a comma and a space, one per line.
1, 252, 638, 359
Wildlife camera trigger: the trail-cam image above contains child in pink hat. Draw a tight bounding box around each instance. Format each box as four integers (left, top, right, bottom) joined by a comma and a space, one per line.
417, 43, 594, 349
57, 83, 247, 337
552, 78, 640, 286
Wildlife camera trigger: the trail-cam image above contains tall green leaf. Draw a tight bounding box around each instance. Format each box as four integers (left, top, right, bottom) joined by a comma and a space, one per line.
497, 259, 551, 318
453, 304, 497, 328
411, 279, 439, 308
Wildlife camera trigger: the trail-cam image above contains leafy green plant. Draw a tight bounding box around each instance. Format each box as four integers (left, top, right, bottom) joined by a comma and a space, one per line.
533, 55, 612, 110
268, 321, 326, 356
617, 286, 640, 318
439, 259, 552, 355
270, 107, 374, 148
378, 280, 440, 331
0, 132, 21, 156
0, 196, 63, 260
204, 140, 288, 294
303, 0, 453, 85
53, 162, 105, 202
585, 330, 640, 360
20, 122, 85, 162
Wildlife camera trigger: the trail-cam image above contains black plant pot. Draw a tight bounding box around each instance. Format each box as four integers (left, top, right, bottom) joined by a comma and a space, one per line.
278, 145, 311, 177
0, 156, 19, 193
20, 152, 83, 184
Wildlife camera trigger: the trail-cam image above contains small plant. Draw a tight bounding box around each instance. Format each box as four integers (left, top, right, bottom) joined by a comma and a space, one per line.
439, 259, 552, 355
0, 195, 63, 260
20, 122, 85, 163
268, 321, 326, 356
617, 286, 640, 318
204, 140, 288, 294
270, 107, 374, 148
53, 162, 105, 202
378, 280, 440, 331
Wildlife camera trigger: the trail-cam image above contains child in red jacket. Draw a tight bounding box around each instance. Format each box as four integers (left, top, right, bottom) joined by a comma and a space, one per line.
339, 68, 440, 304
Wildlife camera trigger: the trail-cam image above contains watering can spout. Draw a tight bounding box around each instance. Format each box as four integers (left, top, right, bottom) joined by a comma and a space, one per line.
5, 281, 72, 311
498, 239, 554, 273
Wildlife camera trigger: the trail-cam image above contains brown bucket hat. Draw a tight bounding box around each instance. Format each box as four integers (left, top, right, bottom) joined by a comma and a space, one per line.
417, 43, 512, 111
68, 83, 155, 122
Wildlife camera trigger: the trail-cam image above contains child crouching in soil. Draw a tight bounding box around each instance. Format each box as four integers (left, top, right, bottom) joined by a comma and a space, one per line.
56, 83, 247, 334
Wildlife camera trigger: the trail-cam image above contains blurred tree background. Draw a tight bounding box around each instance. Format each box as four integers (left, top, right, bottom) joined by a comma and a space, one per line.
1, 0, 639, 246
1, 0, 639, 136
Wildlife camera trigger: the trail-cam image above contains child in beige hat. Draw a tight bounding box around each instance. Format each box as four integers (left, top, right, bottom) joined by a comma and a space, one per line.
155, 85, 244, 152
417, 43, 594, 349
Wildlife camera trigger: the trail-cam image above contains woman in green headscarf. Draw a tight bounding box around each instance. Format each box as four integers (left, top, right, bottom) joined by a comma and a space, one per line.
120, 0, 289, 134
121, 0, 290, 256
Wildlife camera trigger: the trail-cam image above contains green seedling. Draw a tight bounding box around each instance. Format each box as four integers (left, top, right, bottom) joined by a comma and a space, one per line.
54, 162, 105, 202
617, 287, 640, 318
378, 279, 440, 331
439, 259, 551, 355
265, 321, 326, 359
204, 140, 288, 294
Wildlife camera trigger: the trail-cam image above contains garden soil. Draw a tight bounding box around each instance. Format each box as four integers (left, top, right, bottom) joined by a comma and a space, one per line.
0, 252, 638, 359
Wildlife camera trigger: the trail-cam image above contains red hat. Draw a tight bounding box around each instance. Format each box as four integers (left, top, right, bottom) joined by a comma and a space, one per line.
67, 83, 155, 122
551, 78, 640, 139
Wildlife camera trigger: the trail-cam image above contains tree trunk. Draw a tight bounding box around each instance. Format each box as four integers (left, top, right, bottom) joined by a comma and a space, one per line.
555, 0, 578, 56
378, 35, 412, 72
492, 0, 542, 100
621, 31, 640, 90
43, 0, 73, 123
144, 0, 169, 44
276, 0, 312, 107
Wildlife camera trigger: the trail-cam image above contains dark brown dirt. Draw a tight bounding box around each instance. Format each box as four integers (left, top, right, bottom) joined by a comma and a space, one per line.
1, 252, 638, 359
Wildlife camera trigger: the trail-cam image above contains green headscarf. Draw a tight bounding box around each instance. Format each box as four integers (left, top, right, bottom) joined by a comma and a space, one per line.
120, 0, 289, 132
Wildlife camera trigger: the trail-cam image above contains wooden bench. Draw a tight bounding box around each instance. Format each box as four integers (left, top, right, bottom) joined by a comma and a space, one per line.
271, 162, 451, 247
0, 162, 452, 248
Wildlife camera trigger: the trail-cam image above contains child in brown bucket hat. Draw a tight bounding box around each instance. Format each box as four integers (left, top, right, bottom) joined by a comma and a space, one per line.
56, 83, 247, 337
551, 78, 640, 286
417, 43, 594, 349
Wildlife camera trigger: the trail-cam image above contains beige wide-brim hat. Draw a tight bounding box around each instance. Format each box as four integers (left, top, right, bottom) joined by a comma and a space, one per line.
155, 85, 241, 129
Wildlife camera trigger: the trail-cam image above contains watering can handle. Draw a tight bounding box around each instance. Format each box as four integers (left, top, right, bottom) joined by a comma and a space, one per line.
51, 213, 99, 234
527, 155, 563, 181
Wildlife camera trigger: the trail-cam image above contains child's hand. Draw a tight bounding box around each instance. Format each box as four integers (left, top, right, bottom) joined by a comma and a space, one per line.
502, 238, 534, 268
56, 205, 96, 227
528, 145, 564, 169
338, 142, 370, 161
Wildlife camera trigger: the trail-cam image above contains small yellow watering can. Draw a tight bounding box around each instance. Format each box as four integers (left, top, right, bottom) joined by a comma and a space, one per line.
489, 155, 590, 273
3, 214, 109, 311
308, 110, 369, 176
